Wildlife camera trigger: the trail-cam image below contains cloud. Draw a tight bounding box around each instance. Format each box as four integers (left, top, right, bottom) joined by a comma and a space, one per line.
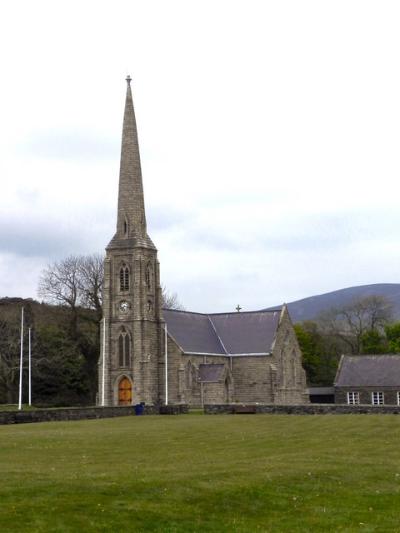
0, 209, 111, 260
18, 130, 119, 162
147, 205, 193, 232
0, 254, 45, 300
2, 1, 400, 311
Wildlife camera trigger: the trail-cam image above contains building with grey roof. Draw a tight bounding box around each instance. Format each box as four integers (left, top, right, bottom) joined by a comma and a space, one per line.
334, 354, 400, 406
163, 306, 308, 405
98, 78, 309, 407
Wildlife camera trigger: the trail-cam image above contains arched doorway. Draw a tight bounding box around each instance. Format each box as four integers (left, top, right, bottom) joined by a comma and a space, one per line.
118, 377, 132, 405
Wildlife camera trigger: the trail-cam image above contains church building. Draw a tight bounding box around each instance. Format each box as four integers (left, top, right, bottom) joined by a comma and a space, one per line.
98, 78, 309, 407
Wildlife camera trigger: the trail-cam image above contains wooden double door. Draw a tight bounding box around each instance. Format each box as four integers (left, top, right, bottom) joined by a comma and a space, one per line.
118, 377, 132, 405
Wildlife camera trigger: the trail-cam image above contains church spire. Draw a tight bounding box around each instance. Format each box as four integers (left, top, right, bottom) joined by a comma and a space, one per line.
116, 75, 147, 239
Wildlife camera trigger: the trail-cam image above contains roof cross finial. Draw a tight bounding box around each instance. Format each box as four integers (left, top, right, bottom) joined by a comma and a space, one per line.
236, 304, 242, 312
126, 75, 132, 86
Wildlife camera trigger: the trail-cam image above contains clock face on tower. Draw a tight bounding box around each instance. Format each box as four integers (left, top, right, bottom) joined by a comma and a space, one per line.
119, 300, 130, 313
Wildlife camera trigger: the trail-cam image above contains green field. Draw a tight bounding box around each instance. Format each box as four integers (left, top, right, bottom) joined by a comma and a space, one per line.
1, 415, 400, 532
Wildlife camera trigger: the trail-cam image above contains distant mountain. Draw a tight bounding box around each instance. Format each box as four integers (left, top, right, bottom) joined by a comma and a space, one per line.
267, 284, 400, 323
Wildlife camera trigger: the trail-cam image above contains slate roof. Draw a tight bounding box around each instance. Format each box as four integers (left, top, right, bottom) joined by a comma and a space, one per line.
198, 364, 225, 382
335, 355, 400, 387
163, 309, 281, 356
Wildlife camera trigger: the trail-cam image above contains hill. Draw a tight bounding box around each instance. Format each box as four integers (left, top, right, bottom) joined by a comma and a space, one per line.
267, 283, 400, 323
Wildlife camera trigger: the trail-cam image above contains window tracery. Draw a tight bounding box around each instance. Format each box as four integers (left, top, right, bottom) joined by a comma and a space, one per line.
120, 264, 129, 291
145, 263, 152, 291
118, 326, 131, 367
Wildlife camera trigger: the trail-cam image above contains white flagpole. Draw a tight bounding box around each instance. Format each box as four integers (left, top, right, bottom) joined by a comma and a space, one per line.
28, 327, 32, 406
165, 323, 168, 406
101, 317, 106, 406
18, 307, 24, 410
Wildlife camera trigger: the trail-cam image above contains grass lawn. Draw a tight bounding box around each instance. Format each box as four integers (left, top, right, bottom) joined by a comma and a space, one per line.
1, 415, 400, 532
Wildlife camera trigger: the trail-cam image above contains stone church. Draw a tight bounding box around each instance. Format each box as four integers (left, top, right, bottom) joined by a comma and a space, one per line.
98, 78, 308, 407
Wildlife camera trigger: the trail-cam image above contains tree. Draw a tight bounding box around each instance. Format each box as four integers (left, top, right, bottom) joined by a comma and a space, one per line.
385, 322, 400, 353
38, 255, 82, 336
317, 295, 393, 354
32, 324, 90, 406
39, 254, 184, 314
360, 329, 388, 354
77, 254, 104, 321
0, 303, 35, 404
38, 254, 103, 402
294, 321, 341, 385
37, 255, 184, 402
0, 316, 20, 403
161, 285, 185, 310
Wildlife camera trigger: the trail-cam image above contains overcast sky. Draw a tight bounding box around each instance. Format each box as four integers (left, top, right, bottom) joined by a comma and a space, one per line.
1, 1, 400, 312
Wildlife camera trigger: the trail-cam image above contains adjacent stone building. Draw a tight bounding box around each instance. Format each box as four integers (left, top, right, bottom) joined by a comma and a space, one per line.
98, 78, 308, 407
334, 354, 400, 406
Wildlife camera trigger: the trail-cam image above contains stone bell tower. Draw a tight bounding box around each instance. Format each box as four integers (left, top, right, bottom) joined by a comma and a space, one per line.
99, 76, 163, 406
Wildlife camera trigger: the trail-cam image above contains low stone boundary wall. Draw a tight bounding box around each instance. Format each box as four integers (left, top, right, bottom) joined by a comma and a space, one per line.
204, 404, 400, 415
160, 405, 189, 415
0, 404, 187, 425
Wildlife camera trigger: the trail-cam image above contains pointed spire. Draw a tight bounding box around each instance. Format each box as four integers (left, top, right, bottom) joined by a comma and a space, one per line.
116, 76, 147, 239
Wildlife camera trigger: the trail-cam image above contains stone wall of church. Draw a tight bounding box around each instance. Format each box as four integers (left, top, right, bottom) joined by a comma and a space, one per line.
201, 382, 228, 405
231, 356, 275, 403
100, 246, 163, 406
158, 307, 309, 406
271, 308, 309, 405
161, 338, 232, 406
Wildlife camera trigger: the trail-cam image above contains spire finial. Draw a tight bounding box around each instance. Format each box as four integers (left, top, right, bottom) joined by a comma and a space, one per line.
126, 75, 132, 86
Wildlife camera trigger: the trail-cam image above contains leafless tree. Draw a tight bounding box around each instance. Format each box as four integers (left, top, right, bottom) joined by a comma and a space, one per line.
78, 254, 104, 321
39, 255, 185, 315
317, 295, 394, 354
38, 255, 81, 335
161, 284, 185, 310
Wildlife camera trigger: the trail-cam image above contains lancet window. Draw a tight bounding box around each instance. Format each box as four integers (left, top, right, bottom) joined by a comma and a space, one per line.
119, 264, 129, 291
145, 263, 152, 291
118, 327, 131, 367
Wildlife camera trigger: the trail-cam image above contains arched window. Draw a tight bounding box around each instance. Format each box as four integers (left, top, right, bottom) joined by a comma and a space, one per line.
145, 263, 152, 291
118, 335, 124, 366
186, 361, 196, 389
119, 264, 129, 291
291, 350, 297, 386
122, 216, 129, 237
118, 327, 131, 367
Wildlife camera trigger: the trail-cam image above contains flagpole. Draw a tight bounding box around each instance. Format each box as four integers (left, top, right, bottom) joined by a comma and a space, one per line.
28, 327, 32, 406
18, 307, 24, 410
101, 317, 106, 406
165, 323, 168, 406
